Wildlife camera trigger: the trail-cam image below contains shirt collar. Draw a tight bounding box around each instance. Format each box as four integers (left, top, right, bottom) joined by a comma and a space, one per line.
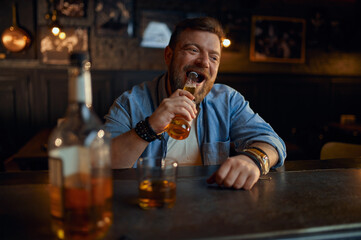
157, 72, 169, 104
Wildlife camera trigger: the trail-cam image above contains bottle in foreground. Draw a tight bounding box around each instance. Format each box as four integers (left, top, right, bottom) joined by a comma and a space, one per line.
48, 52, 113, 240
166, 71, 198, 140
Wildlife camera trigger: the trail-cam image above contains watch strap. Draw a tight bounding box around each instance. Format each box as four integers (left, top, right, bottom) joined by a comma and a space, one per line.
243, 148, 270, 175
134, 117, 162, 142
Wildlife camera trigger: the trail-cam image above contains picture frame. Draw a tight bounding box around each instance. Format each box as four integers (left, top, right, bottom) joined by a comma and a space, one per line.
94, 0, 134, 37
250, 16, 306, 63
39, 26, 89, 65
55, 0, 86, 18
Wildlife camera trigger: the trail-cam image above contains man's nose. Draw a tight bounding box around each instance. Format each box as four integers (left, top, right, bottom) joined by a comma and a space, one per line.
195, 54, 210, 68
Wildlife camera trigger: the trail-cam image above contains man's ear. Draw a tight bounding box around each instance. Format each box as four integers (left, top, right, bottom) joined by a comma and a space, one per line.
164, 46, 173, 66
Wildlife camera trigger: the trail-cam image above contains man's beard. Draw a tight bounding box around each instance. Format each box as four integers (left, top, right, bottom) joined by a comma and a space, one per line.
168, 60, 214, 104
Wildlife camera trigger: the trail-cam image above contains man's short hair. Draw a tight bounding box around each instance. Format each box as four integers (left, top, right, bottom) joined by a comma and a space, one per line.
168, 17, 225, 49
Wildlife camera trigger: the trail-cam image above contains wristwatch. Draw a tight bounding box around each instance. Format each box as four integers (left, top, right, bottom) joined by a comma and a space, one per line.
243, 147, 270, 175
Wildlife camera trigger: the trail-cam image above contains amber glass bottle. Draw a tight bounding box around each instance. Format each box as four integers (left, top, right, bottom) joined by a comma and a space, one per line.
48, 52, 113, 240
166, 72, 198, 140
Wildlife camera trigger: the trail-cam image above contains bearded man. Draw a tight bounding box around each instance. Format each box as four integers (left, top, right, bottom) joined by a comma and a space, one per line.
105, 17, 286, 190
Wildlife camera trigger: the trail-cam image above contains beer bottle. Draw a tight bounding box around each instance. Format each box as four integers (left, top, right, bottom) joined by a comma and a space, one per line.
48, 52, 113, 239
166, 71, 198, 140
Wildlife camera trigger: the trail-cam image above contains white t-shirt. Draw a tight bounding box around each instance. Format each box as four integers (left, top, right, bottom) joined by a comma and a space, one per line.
166, 119, 202, 166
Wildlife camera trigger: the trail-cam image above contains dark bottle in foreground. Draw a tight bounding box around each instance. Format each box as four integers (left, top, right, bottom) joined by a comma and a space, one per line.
48, 52, 113, 239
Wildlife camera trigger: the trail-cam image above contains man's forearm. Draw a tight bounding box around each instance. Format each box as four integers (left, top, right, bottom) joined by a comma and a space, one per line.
111, 129, 149, 169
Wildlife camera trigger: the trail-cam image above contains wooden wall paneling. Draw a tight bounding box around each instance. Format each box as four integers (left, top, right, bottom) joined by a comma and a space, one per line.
319, 77, 361, 145
0, 71, 32, 161
107, 70, 163, 106
38, 69, 68, 128
330, 77, 361, 123
109, 71, 127, 105
265, 76, 325, 132
38, 69, 117, 126
91, 70, 114, 121
121, 70, 164, 93
31, 69, 47, 129
93, 70, 129, 119
265, 76, 330, 159
218, 73, 263, 115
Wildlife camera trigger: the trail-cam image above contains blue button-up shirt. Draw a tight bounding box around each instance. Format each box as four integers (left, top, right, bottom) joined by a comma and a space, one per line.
104, 73, 286, 168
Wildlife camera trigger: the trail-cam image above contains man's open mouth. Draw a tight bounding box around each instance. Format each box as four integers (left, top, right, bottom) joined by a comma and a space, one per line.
187, 71, 205, 83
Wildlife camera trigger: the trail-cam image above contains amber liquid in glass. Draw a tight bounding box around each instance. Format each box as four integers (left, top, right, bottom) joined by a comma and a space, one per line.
166, 85, 196, 140
50, 174, 113, 240
138, 179, 176, 209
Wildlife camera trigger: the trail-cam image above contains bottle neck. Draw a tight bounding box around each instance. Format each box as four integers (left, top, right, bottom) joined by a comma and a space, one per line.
68, 66, 92, 106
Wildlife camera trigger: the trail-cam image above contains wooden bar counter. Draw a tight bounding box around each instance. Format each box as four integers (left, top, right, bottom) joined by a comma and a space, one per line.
1, 160, 361, 239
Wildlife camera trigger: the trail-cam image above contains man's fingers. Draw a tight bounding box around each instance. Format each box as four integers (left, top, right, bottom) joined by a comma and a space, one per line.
223, 166, 241, 188
206, 172, 216, 184
242, 174, 258, 190
166, 95, 197, 120
213, 161, 232, 186
176, 89, 195, 100
233, 173, 250, 190
207, 156, 261, 190
155, 94, 197, 125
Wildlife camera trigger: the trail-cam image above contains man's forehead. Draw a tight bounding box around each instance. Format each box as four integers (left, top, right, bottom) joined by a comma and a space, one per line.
178, 29, 221, 51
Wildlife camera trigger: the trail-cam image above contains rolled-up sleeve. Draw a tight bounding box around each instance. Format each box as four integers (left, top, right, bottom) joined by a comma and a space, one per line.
104, 95, 132, 139
229, 90, 287, 168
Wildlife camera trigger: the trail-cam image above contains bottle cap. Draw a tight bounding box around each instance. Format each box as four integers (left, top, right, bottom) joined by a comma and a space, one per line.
184, 71, 198, 89
188, 71, 198, 80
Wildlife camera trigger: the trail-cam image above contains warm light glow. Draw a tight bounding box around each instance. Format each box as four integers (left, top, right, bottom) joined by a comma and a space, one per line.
222, 38, 231, 48
57, 229, 64, 239
55, 138, 62, 147
97, 130, 105, 139
2, 35, 12, 42
84, 61, 91, 70
52, 26, 60, 36
58, 32, 66, 40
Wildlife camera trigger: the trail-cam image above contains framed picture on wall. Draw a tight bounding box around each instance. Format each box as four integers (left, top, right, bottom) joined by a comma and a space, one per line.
250, 16, 306, 63
39, 26, 88, 65
55, 0, 86, 17
95, 0, 134, 37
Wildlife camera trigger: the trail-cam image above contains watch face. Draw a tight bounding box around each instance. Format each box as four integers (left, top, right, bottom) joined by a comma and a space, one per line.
262, 155, 270, 173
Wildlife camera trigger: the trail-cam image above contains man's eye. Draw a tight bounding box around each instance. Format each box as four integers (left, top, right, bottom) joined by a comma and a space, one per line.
188, 48, 198, 53
211, 56, 219, 62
